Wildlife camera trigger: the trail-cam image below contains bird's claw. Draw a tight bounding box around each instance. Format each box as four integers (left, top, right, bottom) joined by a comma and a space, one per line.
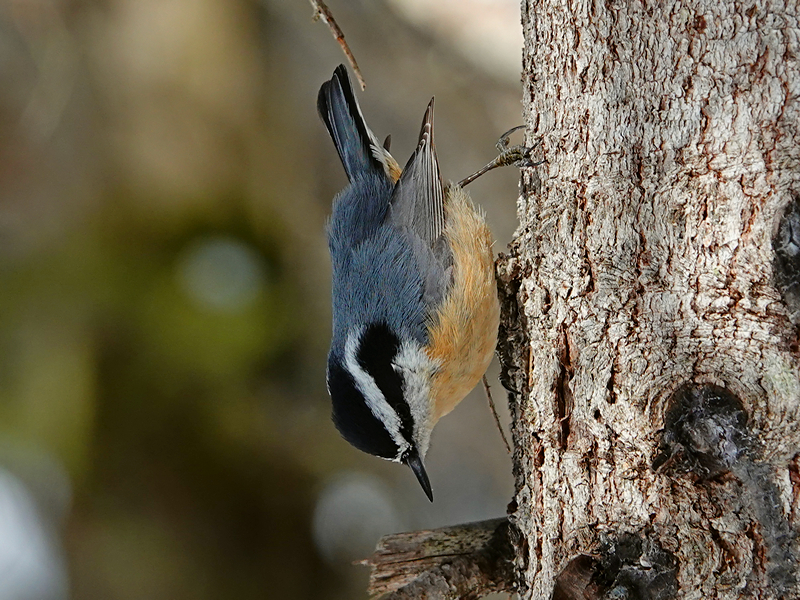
496, 144, 543, 169
495, 126, 544, 168
457, 129, 543, 188
495, 125, 527, 152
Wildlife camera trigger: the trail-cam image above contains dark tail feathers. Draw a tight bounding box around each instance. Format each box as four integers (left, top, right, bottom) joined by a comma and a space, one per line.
317, 65, 383, 181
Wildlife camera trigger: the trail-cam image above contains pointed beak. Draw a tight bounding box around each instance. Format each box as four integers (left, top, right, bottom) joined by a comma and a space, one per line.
404, 449, 433, 502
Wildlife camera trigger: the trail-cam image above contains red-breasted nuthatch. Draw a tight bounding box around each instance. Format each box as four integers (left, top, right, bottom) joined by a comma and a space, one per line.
319, 65, 528, 501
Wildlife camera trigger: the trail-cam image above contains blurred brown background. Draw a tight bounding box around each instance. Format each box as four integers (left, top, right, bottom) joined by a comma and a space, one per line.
0, 0, 523, 597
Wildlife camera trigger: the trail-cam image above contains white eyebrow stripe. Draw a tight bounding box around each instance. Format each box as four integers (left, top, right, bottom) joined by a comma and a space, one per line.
344, 328, 409, 459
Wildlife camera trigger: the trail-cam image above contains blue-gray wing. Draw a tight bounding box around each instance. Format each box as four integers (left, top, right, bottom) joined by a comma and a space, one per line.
388, 99, 451, 310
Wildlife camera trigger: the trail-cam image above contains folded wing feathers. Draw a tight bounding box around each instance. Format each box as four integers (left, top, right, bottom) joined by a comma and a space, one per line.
390, 98, 445, 248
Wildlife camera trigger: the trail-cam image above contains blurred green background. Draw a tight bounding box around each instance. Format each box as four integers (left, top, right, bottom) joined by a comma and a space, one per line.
0, 0, 523, 597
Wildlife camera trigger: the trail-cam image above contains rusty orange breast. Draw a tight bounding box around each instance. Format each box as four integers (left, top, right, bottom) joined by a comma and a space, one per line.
425, 184, 500, 423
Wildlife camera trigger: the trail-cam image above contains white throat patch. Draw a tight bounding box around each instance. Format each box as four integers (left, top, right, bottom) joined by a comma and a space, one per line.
393, 339, 440, 458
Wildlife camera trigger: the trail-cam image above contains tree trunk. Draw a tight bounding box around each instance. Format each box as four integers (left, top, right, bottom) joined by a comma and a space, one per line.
497, 0, 800, 598
364, 2, 800, 598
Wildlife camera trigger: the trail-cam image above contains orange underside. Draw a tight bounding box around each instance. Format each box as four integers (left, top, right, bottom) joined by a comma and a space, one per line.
425, 185, 500, 423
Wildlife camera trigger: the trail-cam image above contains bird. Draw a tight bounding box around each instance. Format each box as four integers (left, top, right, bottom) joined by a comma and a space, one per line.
318, 64, 529, 501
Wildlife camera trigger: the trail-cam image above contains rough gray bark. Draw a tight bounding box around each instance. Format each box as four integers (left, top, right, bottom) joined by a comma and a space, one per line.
497, 0, 800, 598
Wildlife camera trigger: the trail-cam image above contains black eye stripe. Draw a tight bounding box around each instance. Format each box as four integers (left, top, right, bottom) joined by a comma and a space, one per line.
328, 360, 399, 459
357, 323, 415, 445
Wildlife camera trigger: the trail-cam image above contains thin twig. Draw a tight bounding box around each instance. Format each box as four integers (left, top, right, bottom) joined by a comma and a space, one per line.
310, 0, 366, 90
482, 375, 511, 455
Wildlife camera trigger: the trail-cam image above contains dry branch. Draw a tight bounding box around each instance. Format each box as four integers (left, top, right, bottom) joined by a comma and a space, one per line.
361, 518, 517, 599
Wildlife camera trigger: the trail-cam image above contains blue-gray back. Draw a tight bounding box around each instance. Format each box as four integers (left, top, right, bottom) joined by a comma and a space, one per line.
328, 173, 429, 356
